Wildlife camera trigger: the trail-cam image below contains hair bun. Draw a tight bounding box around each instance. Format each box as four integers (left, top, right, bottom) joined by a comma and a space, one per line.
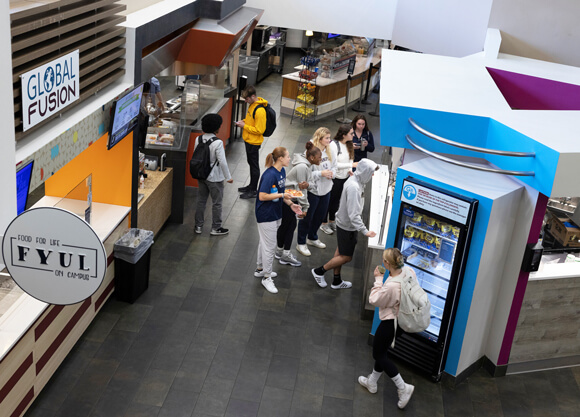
305, 142, 314, 150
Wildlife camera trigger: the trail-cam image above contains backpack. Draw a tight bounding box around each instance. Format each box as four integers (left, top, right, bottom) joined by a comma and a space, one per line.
333, 139, 342, 156
253, 103, 277, 137
389, 268, 431, 333
189, 136, 218, 180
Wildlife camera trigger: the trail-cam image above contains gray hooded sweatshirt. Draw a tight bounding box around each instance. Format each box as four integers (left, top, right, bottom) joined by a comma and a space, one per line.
335, 158, 377, 235
286, 153, 315, 211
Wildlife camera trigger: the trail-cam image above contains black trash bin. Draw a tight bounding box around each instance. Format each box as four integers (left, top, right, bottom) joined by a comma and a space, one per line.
114, 228, 154, 303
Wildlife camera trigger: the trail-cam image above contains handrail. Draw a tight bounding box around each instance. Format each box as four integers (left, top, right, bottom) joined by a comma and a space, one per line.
409, 118, 535, 157
406, 135, 535, 177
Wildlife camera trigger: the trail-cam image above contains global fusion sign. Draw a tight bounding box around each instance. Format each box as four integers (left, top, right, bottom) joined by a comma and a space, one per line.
21, 50, 80, 131
1, 207, 106, 305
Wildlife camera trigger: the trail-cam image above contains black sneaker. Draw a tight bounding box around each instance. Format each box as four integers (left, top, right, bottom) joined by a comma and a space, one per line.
240, 190, 257, 199
238, 185, 251, 192
210, 227, 229, 236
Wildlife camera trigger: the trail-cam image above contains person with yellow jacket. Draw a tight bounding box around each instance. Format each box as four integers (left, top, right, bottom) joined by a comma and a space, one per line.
235, 85, 269, 199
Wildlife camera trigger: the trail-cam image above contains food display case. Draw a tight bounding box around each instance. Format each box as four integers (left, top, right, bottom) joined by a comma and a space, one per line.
318, 40, 357, 79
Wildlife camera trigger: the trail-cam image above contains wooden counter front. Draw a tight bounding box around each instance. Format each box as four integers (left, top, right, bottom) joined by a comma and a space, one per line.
138, 168, 173, 237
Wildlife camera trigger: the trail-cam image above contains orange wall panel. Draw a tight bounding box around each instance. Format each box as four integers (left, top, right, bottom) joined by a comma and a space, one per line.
45, 133, 132, 207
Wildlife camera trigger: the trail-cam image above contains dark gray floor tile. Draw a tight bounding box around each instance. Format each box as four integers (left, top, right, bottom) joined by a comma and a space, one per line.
123, 402, 161, 417
225, 398, 260, 417
181, 287, 214, 314
81, 311, 119, 343
265, 355, 300, 391
157, 389, 198, 417
320, 396, 353, 417
94, 329, 136, 361
112, 302, 153, 332
442, 382, 475, 417
198, 301, 233, 331
257, 386, 293, 417
194, 376, 235, 416
133, 368, 176, 407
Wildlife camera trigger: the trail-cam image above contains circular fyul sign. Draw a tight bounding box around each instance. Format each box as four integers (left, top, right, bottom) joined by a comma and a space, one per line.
2, 207, 107, 305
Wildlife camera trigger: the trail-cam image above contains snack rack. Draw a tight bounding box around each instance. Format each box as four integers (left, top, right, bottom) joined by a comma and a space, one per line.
291, 55, 319, 125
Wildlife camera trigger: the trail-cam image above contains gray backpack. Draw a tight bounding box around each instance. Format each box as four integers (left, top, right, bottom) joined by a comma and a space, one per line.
389, 268, 431, 333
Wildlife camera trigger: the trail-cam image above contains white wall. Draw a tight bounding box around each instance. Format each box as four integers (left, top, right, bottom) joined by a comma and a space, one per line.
489, 0, 580, 68
244, 0, 398, 40
0, 0, 16, 237
391, 0, 493, 57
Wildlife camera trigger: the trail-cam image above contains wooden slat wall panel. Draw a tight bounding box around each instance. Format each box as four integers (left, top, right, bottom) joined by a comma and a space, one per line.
10, 0, 127, 140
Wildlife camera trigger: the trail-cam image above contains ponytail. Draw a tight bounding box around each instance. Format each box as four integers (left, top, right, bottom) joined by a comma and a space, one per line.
265, 146, 288, 168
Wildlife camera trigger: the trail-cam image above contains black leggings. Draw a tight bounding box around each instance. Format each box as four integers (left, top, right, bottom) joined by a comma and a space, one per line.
373, 319, 399, 377
326, 177, 347, 222
276, 203, 297, 250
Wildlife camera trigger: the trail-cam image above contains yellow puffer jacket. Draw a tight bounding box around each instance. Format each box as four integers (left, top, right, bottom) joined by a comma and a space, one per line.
242, 97, 268, 145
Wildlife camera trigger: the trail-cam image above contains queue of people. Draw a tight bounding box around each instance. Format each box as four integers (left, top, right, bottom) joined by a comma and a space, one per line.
199, 86, 413, 408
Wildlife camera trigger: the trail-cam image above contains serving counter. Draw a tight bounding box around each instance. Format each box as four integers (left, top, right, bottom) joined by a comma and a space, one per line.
0, 199, 130, 417
281, 51, 381, 118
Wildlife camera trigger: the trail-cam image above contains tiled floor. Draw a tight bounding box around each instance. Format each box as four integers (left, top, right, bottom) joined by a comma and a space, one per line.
25, 50, 580, 417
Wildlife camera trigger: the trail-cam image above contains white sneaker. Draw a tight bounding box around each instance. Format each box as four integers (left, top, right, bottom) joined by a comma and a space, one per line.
397, 383, 414, 409
331, 280, 352, 290
329, 222, 337, 231
279, 253, 301, 267
254, 269, 278, 278
320, 224, 334, 235
307, 239, 326, 249
195, 226, 202, 234
358, 375, 378, 394
261, 277, 278, 294
296, 244, 311, 257
311, 268, 327, 288
274, 247, 283, 259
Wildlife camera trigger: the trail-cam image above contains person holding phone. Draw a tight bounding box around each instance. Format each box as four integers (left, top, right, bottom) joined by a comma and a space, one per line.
352, 114, 375, 162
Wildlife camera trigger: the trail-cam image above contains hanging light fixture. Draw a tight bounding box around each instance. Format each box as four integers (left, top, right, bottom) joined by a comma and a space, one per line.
305, 30, 314, 37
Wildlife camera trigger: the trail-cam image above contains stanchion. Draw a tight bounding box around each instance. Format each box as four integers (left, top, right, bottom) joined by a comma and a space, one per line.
351, 73, 366, 112
369, 85, 380, 117
361, 66, 374, 104
336, 74, 353, 124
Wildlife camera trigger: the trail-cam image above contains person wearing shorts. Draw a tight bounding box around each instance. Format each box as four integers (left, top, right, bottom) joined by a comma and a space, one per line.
311, 159, 378, 289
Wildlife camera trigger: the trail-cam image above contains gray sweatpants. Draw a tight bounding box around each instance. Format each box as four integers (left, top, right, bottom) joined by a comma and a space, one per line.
195, 180, 224, 230
257, 219, 282, 277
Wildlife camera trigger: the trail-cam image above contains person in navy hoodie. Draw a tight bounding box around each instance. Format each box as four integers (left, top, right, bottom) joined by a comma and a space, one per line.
254, 147, 302, 294
352, 114, 375, 162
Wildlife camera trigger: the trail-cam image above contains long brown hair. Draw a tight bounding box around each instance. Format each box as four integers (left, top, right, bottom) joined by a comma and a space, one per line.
311, 127, 332, 162
334, 124, 354, 160
265, 147, 288, 168
352, 114, 369, 133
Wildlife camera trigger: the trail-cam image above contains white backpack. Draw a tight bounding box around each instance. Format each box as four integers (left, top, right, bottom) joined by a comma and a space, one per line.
389, 268, 431, 333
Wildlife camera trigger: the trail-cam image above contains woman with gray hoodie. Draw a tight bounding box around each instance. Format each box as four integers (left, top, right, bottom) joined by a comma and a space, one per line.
311, 158, 378, 289
275, 142, 322, 267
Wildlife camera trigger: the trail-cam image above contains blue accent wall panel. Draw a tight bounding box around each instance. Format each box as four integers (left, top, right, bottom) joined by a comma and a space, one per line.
370, 167, 492, 377
486, 119, 559, 196
380, 104, 490, 157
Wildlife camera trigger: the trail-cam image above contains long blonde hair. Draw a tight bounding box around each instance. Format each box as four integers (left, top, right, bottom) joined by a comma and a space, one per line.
311, 127, 332, 162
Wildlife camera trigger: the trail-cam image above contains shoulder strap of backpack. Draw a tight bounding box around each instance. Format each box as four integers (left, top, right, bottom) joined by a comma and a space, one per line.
333, 139, 342, 156
252, 104, 265, 119
209, 136, 219, 167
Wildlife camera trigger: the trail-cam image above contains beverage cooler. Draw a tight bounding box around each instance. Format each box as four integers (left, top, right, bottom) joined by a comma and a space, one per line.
388, 177, 478, 381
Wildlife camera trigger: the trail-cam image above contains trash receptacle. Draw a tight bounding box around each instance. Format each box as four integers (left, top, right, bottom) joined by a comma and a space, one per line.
238, 55, 259, 86
114, 228, 154, 303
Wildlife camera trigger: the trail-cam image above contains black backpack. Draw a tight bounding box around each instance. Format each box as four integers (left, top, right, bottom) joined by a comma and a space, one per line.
189, 136, 218, 180
253, 103, 277, 137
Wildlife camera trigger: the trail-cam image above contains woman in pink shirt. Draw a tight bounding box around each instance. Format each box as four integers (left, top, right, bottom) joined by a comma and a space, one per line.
358, 248, 415, 409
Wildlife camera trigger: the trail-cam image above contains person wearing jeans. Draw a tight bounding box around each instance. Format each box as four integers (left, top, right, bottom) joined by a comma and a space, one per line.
296, 127, 336, 257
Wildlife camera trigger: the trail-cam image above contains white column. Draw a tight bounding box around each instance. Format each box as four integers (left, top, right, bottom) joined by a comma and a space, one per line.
0, 0, 17, 239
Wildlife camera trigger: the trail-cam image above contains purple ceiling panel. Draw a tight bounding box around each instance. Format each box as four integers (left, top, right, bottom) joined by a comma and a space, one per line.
486, 67, 580, 110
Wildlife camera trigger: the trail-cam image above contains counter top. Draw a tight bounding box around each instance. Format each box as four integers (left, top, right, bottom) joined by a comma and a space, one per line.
283, 51, 381, 86
529, 261, 580, 280
368, 164, 391, 250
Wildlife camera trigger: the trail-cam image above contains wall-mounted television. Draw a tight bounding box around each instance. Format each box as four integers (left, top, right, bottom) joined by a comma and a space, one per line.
108, 84, 144, 150
16, 160, 34, 215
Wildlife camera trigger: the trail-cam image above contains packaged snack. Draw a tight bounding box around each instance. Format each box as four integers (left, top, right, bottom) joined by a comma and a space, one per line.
411, 213, 423, 224
439, 223, 451, 234
435, 237, 442, 249
404, 227, 414, 239
423, 234, 435, 245
423, 216, 436, 229
452, 226, 460, 239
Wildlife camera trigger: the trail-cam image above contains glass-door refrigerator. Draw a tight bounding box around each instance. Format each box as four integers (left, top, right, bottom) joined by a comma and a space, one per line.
389, 177, 478, 381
